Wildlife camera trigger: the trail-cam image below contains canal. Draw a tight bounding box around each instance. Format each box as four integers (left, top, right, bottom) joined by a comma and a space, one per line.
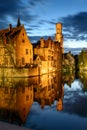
0, 71, 87, 130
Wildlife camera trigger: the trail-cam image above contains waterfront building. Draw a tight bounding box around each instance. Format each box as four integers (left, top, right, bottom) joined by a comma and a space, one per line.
0, 21, 63, 76
0, 18, 33, 67
33, 23, 63, 73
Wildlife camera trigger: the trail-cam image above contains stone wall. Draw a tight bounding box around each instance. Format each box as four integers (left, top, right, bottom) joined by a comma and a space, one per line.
0, 65, 59, 78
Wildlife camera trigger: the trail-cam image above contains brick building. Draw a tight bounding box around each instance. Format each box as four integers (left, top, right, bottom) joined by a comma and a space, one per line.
33, 23, 63, 73
0, 18, 33, 67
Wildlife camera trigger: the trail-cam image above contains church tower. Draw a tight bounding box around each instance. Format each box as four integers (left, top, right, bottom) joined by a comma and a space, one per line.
55, 23, 63, 53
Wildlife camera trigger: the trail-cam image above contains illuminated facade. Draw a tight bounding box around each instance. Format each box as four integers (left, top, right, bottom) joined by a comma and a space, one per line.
55, 23, 63, 53
0, 19, 33, 67
33, 23, 63, 73
0, 77, 33, 123
0, 21, 63, 76
34, 71, 64, 110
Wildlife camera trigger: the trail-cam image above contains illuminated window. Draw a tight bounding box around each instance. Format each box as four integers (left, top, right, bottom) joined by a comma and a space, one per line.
22, 87, 25, 93
22, 39, 25, 43
22, 57, 25, 65
48, 56, 50, 60
26, 49, 28, 54
5, 87, 8, 94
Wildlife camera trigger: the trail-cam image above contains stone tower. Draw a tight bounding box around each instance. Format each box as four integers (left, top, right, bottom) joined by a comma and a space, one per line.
55, 23, 63, 52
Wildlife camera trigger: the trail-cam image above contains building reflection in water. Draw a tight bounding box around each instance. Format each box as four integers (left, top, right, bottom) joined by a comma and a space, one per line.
0, 77, 33, 124
34, 71, 64, 111
0, 71, 76, 124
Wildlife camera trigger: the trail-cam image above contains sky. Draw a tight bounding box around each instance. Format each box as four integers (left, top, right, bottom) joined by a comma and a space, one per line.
0, 0, 87, 54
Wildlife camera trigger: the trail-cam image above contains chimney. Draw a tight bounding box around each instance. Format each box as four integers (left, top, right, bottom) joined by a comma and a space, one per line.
9, 24, 12, 31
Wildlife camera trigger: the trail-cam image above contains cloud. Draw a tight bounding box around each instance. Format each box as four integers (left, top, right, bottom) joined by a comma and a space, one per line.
60, 12, 87, 41
64, 47, 82, 55
0, 0, 46, 29
28, 0, 46, 7
64, 89, 87, 118
29, 35, 54, 43
0, 0, 47, 29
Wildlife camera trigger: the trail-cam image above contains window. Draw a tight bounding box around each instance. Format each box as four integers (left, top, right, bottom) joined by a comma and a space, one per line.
4, 57, 8, 65
26, 49, 28, 54
5, 87, 8, 94
22, 39, 25, 43
48, 56, 50, 60
26, 95, 29, 101
22, 87, 25, 93
22, 57, 25, 65
4, 49, 8, 54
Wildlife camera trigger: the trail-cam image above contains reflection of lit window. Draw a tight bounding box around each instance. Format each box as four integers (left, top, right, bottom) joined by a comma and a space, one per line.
48, 85, 50, 91
10, 88, 13, 94
30, 87, 32, 91
10, 58, 13, 65
5, 87, 8, 94
4, 49, 8, 54
26, 95, 29, 101
22, 87, 25, 93
30, 94, 32, 99
4, 57, 8, 65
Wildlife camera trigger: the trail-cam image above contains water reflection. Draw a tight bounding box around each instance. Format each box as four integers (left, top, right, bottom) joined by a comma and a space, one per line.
0, 78, 33, 124
79, 71, 87, 92
34, 72, 64, 111
0, 71, 87, 129
0, 71, 64, 124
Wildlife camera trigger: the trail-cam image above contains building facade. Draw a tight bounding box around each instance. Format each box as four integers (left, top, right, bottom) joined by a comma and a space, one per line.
0, 19, 33, 68
0, 21, 63, 76
33, 23, 63, 74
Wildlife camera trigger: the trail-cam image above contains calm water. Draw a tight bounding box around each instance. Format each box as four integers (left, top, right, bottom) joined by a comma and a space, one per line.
0, 71, 87, 130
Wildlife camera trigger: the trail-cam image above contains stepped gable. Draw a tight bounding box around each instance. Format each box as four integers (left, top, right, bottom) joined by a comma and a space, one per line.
44, 36, 53, 48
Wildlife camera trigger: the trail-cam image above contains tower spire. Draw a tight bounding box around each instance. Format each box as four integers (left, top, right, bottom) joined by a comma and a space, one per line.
17, 16, 21, 27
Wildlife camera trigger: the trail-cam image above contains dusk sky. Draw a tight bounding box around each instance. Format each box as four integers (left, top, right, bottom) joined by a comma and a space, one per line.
0, 0, 87, 54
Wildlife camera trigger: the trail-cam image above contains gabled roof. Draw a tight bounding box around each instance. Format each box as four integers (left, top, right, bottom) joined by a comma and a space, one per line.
0, 26, 23, 38
34, 37, 54, 48
0, 25, 24, 44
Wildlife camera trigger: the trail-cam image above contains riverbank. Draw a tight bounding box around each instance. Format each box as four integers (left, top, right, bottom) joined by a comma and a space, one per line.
0, 122, 31, 130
